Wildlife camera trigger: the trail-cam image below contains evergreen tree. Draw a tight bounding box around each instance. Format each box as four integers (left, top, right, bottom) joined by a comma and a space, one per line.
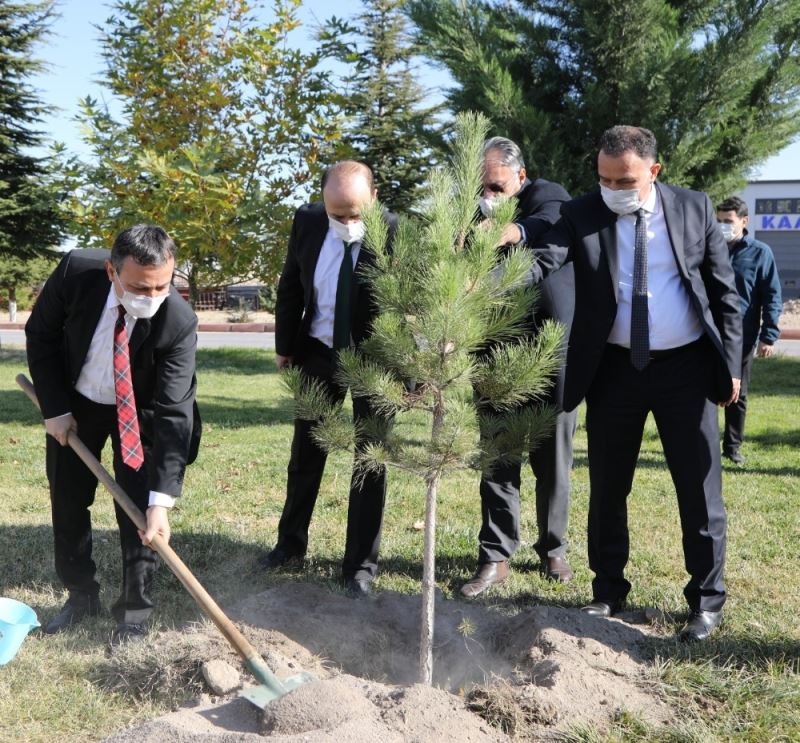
285, 112, 564, 684
408, 0, 800, 200
0, 253, 56, 322
58, 0, 341, 304
0, 1, 65, 259
319, 0, 442, 212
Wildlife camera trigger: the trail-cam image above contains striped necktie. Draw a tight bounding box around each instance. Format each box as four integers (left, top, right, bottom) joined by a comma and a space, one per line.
113, 306, 144, 470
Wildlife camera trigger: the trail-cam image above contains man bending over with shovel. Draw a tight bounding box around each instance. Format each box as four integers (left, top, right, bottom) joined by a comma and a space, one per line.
26, 225, 201, 643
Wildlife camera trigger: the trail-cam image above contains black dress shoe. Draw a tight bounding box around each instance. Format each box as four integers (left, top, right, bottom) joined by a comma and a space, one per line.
344, 577, 373, 598
45, 594, 102, 634
723, 449, 745, 465
581, 599, 624, 617
679, 610, 723, 642
258, 547, 303, 570
541, 556, 573, 583
460, 561, 510, 598
110, 622, 148, 646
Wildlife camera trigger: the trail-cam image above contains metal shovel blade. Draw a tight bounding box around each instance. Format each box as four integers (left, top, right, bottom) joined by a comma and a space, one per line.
240, 671, 316, 708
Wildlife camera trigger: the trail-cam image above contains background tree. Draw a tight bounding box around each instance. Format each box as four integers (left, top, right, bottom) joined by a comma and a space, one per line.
408, 0, 800, 200
59, 0, 341, 304
285, 112, 564, 684
318, 0, 442, 212
0, 253, 56, 322
0, 1, 66, 260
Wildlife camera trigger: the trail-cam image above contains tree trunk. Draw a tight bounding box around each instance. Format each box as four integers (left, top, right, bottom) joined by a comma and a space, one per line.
188, 271, 198, 310
420, 395, 445, 685
419, 471, 438, 685
8, 286, 17, 323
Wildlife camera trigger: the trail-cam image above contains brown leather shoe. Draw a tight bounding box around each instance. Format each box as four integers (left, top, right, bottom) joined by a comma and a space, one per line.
460, 561, 509, 598
541, 556, 573, 583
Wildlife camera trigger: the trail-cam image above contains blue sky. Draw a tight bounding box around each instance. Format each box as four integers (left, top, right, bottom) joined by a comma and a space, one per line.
31, 0, 799, 181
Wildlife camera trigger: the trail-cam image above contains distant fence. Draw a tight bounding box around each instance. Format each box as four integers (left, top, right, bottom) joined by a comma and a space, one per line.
175, 285, 273, 311
176, 288, 226, 310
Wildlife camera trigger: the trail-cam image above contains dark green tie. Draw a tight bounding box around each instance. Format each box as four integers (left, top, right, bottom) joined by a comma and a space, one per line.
630, 208, 650, 370
333, 241, 354, 350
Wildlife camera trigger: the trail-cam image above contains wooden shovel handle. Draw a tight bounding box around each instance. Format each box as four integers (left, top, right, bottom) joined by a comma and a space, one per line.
15, 374, 276, 684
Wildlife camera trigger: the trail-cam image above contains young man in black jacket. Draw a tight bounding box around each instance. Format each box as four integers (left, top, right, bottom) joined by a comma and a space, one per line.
716, 195, 782, 464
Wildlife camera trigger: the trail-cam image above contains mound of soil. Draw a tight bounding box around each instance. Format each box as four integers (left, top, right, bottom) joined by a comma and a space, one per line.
105, 584, 671, 742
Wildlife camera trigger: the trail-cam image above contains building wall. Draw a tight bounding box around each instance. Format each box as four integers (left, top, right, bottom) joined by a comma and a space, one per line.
738, 181, 800, 299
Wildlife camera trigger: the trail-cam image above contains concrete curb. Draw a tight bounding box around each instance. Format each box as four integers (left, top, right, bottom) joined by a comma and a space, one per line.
197, 323, 275, 332
2, 322, 798, 339
1, 322, 276, 333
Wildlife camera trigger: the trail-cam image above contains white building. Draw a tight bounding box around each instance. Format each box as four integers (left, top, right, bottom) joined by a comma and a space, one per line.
738, 180, 800, 299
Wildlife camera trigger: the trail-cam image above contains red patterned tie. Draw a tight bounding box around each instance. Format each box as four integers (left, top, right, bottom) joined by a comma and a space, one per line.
113, 306, 144, 470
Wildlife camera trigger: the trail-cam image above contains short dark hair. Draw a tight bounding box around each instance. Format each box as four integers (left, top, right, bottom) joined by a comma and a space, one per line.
320, 160, 374, 193
111, 224, 177, 273
716, 195, 748, 217
599, 125, 658, 162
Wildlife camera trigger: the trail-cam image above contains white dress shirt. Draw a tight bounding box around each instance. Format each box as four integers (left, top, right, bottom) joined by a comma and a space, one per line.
75, 286, 136, 404
607, 185, 703, 350
309, 227, 361, 348
47, 285, 175, 508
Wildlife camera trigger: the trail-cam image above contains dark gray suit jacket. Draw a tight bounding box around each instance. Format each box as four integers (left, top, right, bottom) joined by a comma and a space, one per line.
275, 202, 398, 359
26, 249, 201, 497
532, 182, 743, 412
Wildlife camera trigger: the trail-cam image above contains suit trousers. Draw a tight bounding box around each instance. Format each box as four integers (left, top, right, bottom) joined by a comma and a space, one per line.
477, 406, 577, 564
723, 346, 755, 454
585, 339, 727, 612
276, 337, 389, 581
45, 392, 158, 624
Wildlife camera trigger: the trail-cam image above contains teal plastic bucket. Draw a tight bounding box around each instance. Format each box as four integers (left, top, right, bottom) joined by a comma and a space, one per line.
0, 597, 40, 665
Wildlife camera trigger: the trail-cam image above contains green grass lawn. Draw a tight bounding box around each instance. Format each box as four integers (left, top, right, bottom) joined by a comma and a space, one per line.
0, 346, 798, 742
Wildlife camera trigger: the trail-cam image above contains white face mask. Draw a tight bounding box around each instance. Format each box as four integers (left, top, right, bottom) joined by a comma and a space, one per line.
479, 196, 502, 218
329, 217, 365, 244
599, 183, 647, 215
719, 223, 737, 242
114, 273, 168, 319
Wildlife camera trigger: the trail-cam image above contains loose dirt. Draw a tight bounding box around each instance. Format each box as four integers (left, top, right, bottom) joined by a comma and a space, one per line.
105, 584, 673, 742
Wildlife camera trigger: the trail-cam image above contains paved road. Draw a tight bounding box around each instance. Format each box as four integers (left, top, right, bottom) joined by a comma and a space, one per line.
2, 328, 800, 356
1, 329, 276, 350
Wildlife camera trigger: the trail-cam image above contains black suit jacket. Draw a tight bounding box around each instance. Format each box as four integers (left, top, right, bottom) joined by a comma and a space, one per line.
515, 178, 574, 330
532, 182, 743, 412
275, 202, 398, 358
25, 249, 201, 497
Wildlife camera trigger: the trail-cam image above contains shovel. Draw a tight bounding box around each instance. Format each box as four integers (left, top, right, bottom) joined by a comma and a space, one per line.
17, 373, 312, 709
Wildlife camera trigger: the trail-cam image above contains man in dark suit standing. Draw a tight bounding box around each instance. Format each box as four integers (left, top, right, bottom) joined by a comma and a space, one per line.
526, 126, 742, 641
461, 137, 577, 598
26, 225, 201, 642
261, 160, 396, 598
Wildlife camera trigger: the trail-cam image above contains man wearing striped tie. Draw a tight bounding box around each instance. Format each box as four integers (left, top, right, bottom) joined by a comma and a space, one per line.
26, 225, 201, 643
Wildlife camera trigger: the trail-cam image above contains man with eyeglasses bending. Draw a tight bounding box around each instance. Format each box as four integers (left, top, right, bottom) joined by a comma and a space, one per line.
461, 137, 577, 598
26, 225, 201, 644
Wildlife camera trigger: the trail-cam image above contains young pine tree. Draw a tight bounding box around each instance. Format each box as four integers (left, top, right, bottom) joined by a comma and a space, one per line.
284, 112, 564, 684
